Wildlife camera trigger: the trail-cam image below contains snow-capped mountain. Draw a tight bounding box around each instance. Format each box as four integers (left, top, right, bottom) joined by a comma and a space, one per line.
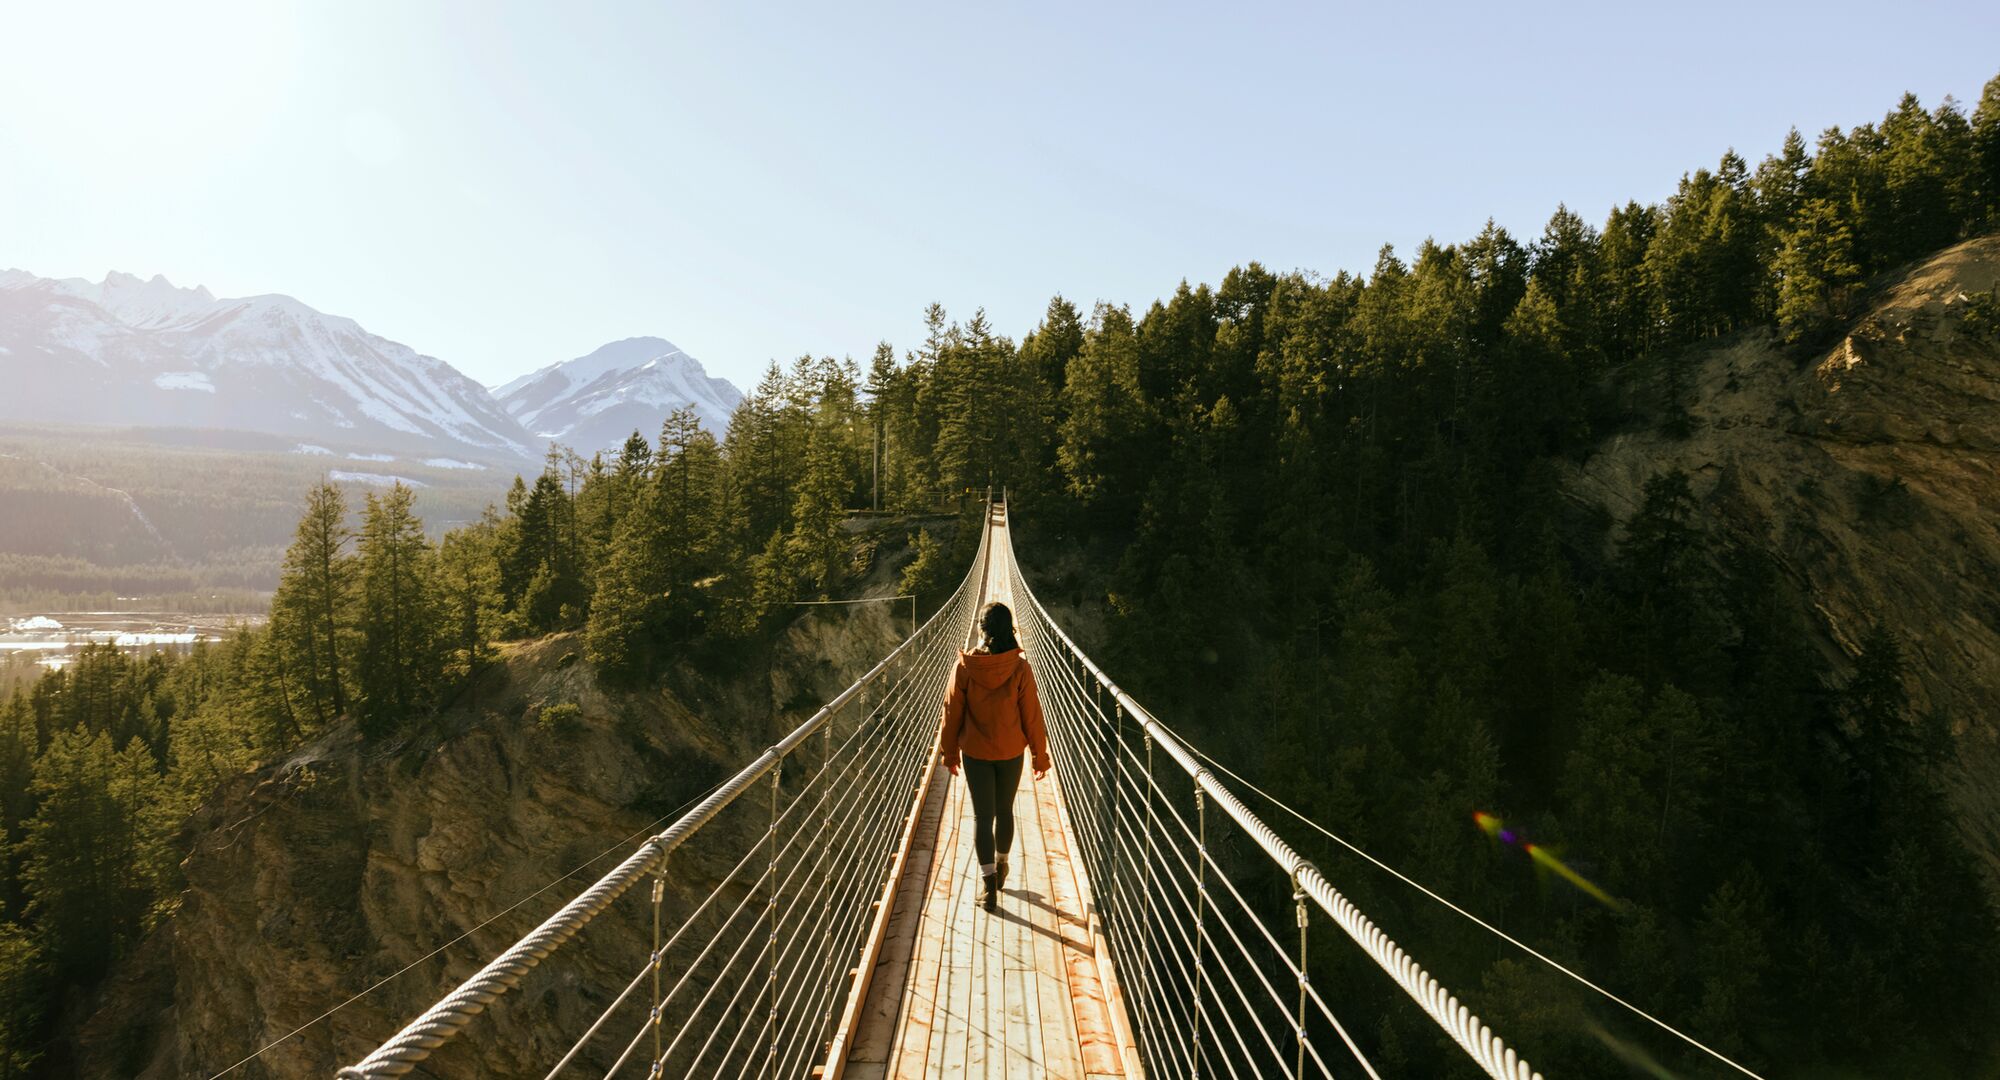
495, 337, 742, 452
0, 269, 535, 461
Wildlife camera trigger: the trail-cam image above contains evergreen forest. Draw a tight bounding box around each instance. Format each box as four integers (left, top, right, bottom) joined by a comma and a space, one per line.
3, 75, 2000, 1077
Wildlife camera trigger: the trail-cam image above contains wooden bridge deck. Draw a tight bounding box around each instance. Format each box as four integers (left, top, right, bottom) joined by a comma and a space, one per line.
840, 511, 1139, 1080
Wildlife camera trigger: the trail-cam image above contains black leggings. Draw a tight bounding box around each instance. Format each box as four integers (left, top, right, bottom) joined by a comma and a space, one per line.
961, 753, 1025, 870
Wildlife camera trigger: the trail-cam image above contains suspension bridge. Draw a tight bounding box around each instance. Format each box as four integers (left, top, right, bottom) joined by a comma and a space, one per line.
334, 496, 1544, 1080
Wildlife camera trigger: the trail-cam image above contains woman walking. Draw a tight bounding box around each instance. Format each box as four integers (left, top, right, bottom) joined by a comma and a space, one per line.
941, 602, 1051, 912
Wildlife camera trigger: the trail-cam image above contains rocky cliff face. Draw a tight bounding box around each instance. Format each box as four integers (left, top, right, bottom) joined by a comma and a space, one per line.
69, 522, 940, 1078
1564, 233, 2000, 888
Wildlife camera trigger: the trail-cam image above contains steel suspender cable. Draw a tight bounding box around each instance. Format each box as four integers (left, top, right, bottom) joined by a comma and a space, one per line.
338, 503, 1558, 1080
1004, 508, 1536, 1080
1174, 739, 1770, 1080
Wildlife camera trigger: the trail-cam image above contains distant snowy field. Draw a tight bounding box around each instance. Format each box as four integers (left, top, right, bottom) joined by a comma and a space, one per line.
153, 371, 215, 392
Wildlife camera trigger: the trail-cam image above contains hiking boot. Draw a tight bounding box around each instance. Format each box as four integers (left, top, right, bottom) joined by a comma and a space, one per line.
995, 858, 1009, 893
982, 872, 999, 912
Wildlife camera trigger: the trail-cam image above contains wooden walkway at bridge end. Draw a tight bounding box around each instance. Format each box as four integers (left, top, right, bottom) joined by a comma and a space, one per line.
834, 510, 1141, 1080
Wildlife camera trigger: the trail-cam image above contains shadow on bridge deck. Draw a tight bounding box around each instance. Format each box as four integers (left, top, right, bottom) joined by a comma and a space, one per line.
840, 511, 1139, 1080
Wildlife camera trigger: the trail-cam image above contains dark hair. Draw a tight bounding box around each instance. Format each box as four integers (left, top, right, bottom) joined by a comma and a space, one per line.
979, 602, 1019, 653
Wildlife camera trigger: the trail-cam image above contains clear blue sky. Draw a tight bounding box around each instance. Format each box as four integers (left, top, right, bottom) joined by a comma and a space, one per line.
3, 1, 1996, 392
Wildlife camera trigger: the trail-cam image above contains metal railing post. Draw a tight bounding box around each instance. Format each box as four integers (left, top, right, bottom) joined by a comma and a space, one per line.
1142, 728, 1159, 1066
1192, 788, 1207, 1078
1294, 875, 1310, 1079
819, 714, 836, 1028
649, 869, 665, 1076
1103, 695, 1123, 940
764, 761, 780, 1079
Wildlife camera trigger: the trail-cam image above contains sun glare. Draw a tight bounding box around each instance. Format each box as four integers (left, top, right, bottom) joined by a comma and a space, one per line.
0, 3, 300, 170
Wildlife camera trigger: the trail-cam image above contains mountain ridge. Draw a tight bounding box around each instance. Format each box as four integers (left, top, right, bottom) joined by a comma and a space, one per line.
494, 335, 742, 451
0, 269, 534, 462
0, 271, 744, 464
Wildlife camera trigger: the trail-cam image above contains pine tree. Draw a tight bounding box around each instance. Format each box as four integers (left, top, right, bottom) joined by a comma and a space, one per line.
1493, 279, 1580, 466
654, 408, 724, 628
575, 444, 633, 577
1808, 122, 1892, 273
585, 500, 666, 680
1846, 623, 1912, 775
586, 408, 725, 677
1645, 155, 1763, 347
436, 508, 505, 685
930, 305, 978, 491
728, 362, 804, 538
1057, 304, 1149, 519
1974, 73, 2000, 226
1462, 219, 1530, 350
0, 700, 34, 916
355, 484, 445, 736
1690, 872, 1772, 1059
898, 528, 951, 598
165, 690, 258, 803
1774, 198, 1863, 342
19, 726, 170, 980
268, 482, 356, 728
865, 342, 898, 511
1597, 201, 1659, 361
749, 528, 797, 624
507, 466, 587, 632
1529, 204, 1603, 359
1878, 93, 1961, 263
1617, 469, 1732, 688
1020, 296, 1084, 397
791, 413, 850, 594
1564, 686, 1665, 865
1752, 128, 1812, 236
0, 924, 42, 1077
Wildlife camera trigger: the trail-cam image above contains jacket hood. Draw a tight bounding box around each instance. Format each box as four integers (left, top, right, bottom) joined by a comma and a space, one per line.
959, 648, 1025, 689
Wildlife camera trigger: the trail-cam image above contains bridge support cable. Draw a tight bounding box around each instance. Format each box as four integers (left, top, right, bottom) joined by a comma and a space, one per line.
339, 508, 996, 1079
563, 653, 950, 1079
616, 598, 970, 1078
1000, 508, 1540, 1080
1028, 605, 1326, 1079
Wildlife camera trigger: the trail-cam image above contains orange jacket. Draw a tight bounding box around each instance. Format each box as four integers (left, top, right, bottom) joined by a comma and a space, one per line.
940, 648, 1050, 772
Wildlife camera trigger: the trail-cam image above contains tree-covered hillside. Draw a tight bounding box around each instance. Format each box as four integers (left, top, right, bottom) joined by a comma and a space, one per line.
2, 73, 1999, 1077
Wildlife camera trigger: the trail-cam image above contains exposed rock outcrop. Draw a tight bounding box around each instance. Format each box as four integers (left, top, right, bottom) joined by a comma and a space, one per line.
1565, 233, 2000, 888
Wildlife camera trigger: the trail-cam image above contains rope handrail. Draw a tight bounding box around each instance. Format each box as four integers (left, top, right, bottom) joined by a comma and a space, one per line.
337, 507, 994, 1079
1001, 502, 1542, 1080
337, 495, 1552, 1080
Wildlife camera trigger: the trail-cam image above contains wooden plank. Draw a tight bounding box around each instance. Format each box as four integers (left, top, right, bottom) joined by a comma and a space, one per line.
930, 783, 969, 1078
984, 854, 1006, 1080
1039, 773, 1125, 1076
859, 516, 1141, 1080
844, 751, 951, 1068
1058, 779, 1144, 1076
1005, 969, 1035, 1080
941, 791, 976, 1080
1005, 783, 1043, 1080
964, 816, 988, 1080
891, 771, 960, 1077
1021, 772, 1080, 1080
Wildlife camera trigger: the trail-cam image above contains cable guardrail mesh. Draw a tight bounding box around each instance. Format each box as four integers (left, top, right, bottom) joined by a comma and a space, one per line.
340, 495, 1542, 1080
337, 509, 994, 1079
1001, 506, 1540, 1080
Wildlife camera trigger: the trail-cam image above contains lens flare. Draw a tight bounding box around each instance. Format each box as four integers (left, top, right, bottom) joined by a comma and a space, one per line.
1473, 811, 1625, 911
1523, 843, 1625, 910
1584, 1020, 1683, 1079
